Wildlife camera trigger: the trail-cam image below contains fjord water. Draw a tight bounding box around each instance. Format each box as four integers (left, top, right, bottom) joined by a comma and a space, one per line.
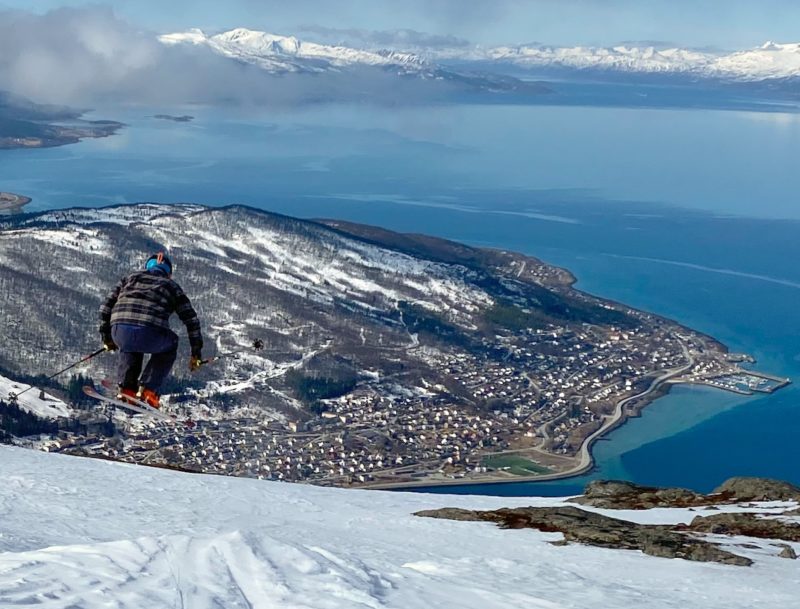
1, 101, 798, 494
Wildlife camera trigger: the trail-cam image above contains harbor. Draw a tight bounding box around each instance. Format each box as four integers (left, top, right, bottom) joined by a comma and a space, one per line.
693, 371, 791, 395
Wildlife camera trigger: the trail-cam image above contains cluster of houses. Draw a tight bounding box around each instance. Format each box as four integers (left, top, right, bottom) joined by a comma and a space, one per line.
44, 318, 714, 485
46, 397, 514, 485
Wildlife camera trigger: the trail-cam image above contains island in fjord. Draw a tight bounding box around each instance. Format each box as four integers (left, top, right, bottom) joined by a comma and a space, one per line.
0, 204, 790, 488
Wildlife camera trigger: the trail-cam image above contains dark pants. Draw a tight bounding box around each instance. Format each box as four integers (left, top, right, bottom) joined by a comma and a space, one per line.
112, 323, 179, 393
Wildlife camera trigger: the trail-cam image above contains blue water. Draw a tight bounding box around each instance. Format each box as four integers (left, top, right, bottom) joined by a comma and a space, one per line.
1, 101, 798, 495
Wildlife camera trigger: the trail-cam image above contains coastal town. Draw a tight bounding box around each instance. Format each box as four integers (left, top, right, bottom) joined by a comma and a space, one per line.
46, 306, 790, 489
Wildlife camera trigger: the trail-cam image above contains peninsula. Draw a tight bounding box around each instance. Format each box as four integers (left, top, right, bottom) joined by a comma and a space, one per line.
0, 204, 790, 489
0, 91, 122, 150
0, 192, 31, 214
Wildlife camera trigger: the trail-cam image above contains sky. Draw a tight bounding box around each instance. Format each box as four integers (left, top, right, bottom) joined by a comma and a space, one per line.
1, 0, 799, 49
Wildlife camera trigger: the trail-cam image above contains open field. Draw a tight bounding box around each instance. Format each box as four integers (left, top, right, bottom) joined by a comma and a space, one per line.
483, 454, 551, 476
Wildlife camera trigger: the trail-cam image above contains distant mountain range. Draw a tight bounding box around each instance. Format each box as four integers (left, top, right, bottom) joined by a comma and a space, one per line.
160, 28, 548, 97
161, 28, 800, 84
160, 28, 428, 74
455, 41, 800, 82
3, 29, 797, 119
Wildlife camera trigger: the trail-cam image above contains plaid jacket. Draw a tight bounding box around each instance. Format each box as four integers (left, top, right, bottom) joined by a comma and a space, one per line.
99, 270, 203, 354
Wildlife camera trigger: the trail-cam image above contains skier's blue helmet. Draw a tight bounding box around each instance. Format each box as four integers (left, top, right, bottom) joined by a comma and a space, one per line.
145, 252, 173, 275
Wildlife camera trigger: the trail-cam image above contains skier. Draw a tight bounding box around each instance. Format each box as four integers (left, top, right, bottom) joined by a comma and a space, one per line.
98, 252, 203, 408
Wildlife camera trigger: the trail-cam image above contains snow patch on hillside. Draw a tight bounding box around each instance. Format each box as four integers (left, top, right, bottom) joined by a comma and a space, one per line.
27, 204, 206, 227
0, 374, 70, 418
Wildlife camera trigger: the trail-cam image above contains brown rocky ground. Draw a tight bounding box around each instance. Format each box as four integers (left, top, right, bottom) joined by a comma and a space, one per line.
416, 477, 800, 567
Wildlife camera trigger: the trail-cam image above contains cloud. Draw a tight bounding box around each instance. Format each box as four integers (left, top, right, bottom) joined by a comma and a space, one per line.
0, 7, 458, 107
0, 7, 162, 103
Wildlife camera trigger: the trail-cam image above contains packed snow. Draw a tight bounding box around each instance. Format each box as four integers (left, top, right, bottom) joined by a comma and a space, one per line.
0, 446, 797, 608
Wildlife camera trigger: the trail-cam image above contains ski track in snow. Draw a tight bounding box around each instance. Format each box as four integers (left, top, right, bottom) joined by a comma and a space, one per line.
0, 446, 798, 609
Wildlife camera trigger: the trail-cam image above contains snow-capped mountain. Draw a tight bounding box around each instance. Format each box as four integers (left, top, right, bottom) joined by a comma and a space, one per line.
160, 27, 430, 74
444, 40, 800, 82
1, 445, 797, 608
158, 27, 548, 97
712, 41, 800, 80
158, 27, 800, 90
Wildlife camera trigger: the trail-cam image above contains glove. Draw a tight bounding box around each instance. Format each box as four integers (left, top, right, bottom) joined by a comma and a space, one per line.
190, 352, 203, 372
101, 333, 118, 352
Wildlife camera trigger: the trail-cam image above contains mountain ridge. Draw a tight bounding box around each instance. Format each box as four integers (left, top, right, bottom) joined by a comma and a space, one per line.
160, 27, 800, 83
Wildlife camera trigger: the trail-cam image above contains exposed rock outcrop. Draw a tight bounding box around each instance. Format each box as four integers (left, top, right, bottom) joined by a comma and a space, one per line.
777, 544, 797, 559
570, 480, 708, 509
682, 512, 800, 542
416, 506, 753, 566
571, 477, 800, 510
711, 478, 800, 502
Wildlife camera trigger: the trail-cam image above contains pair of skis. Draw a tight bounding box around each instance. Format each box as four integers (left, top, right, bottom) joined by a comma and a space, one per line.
83, 382, 195, 428
81, 338, 265, 428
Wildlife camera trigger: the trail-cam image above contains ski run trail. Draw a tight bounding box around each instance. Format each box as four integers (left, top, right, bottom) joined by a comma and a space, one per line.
0, 446, 797, 608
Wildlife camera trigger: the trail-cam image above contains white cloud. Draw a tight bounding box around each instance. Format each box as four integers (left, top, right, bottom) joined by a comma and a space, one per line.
0, 7, 161, 103
0, 7, 456, 107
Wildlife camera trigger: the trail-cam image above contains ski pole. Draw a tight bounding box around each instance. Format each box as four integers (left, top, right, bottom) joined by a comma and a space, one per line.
8, 346, 109, 401
199, 338, 265, 367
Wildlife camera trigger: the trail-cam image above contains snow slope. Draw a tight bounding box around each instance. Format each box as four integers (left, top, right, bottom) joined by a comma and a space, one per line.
0, 373, 70, 418
0, 203, 498, 420
29, 204, 206, 227
0, 445, 796, 608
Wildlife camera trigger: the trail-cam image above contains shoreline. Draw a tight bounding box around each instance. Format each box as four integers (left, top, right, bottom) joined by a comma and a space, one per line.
0, 193, 32, 214
367, 371, 792, 492
366, 344, 699, 491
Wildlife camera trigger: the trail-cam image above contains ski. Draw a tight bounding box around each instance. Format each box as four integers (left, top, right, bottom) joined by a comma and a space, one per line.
82, 385, 194, 428
98, 378, 158, 405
